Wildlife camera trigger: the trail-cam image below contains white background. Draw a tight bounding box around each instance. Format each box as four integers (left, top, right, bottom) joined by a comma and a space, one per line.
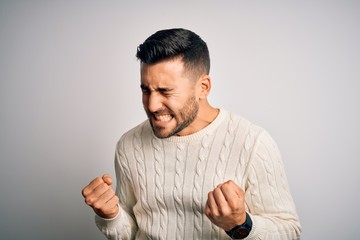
0, 1, 359, 239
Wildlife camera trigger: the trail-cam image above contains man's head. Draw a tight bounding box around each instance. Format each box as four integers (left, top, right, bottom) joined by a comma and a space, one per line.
137, 28, 214, 138
136, 28, 210, 80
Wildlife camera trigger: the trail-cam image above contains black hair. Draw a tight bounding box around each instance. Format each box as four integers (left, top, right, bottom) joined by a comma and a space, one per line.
136, 28, 210, 76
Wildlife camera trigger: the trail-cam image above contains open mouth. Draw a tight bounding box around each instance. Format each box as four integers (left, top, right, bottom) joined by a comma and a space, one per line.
152, 113, 174, 126
154, 114, 172, 122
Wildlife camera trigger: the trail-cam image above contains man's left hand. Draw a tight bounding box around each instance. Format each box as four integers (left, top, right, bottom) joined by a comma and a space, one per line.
205, 180, 247, 231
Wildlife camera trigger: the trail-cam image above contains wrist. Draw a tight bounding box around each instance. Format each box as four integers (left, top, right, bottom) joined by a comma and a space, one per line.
95, 203, 120, 219
224, 211, 247, 231
225, 212, 253, 239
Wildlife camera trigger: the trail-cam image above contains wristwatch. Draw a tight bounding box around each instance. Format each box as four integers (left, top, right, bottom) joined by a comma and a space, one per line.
225, 212, 253, 239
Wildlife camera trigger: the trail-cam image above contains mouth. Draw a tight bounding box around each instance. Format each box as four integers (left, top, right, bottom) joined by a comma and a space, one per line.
152, 113, 174, 126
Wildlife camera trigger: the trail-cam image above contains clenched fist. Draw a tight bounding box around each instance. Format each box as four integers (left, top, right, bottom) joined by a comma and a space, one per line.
82, 174, 119, 219
205, 180, 247, 231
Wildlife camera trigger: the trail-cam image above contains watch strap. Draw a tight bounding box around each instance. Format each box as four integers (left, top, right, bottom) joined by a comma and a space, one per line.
225, 212, 253, 239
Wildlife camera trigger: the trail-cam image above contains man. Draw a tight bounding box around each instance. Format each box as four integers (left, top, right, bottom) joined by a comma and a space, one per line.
82, 28, 301, 239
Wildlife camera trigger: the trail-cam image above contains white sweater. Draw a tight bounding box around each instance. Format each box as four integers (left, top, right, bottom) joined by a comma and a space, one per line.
95, 109, 301, 239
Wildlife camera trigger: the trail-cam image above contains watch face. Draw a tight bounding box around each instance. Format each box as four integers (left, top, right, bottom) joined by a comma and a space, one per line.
233, 227, 250, 238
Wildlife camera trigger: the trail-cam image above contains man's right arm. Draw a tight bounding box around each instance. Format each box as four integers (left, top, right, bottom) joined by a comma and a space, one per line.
82, 173, 137, 240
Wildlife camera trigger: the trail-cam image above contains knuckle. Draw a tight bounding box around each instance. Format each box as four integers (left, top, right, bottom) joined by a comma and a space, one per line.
94, 177, 104, 185
85, 197, 93, 205
222, 181, 232, 189
106, 190, 114, 199
217, 206, 224, 215
92, 201, 102, 210
228, 200, 237, 209
100, 182, 110, 189
218, 206, 230, 216
214, 187, 221, 195
107, 187, 115, 195
205, 209, 212, 218
204, 209, 209, 217
81, 188, 88, 197
212, 211, 220, 218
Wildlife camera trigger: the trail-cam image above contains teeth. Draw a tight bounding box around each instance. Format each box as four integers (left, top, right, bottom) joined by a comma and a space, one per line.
155, 114, 172, 122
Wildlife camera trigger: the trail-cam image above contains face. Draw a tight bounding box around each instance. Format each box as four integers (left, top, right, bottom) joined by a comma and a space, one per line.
140, 58, 200, 138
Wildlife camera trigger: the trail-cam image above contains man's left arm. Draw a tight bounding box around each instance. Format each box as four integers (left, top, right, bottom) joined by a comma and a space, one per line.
205, 130, 302, 239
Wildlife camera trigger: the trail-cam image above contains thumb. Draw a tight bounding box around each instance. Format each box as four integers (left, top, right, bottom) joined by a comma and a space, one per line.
102, 173, 113, 185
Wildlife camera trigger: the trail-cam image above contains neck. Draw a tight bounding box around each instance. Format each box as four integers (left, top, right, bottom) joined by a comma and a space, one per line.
176, 102, 219, 136
197, 103, 219, 127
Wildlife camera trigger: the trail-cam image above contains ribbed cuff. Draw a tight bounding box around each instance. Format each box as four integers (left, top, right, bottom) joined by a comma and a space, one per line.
245, 213, 266, 239
95, 203, 122, 229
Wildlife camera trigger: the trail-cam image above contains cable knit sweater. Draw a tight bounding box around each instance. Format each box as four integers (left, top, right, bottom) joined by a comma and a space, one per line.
95, 109, 301, 239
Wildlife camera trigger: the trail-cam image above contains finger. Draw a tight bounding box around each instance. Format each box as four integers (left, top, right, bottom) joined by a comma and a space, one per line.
93, 193, 120, 218
85, 182, 111, 205
82, 177, 105, 197
213, 185, 228, 206
106, 195, 120, 210
213, 185, 234, 216
104, 195, 120, 217
102, 174, 113, 185
221, 184, 238, 200
216, 183, 224, 188
207, 191, 220, 217
220, 183, 243, 209
92, 187, 116, 210
226, 180, 244, 197
204, 198, 211, 216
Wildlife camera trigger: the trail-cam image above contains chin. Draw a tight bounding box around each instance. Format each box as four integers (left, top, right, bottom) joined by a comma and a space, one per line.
154, 131, 171, 139
151, 126, 171, 138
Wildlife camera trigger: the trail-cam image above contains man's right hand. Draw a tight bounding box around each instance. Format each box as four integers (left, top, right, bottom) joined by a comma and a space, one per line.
82, 174, 119, 219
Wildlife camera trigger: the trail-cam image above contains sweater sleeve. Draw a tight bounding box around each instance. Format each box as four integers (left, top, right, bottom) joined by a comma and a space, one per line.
244, 130, 302, 239
95, 139, 138, 239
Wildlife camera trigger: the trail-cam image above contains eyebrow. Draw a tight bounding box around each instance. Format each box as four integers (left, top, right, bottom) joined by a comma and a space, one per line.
140, 84, 149, 90
140, 84, 173, 92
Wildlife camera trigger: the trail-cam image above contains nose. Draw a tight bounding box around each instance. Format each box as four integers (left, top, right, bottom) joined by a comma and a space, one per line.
145, 92, 163, 113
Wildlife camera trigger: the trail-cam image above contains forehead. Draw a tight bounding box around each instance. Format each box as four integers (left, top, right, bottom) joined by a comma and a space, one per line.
140, 58, 188, 86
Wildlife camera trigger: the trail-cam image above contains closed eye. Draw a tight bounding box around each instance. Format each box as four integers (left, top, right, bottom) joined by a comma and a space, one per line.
158, 88, 173, 96
140, 84, 174, 96
140, 84, 151, 95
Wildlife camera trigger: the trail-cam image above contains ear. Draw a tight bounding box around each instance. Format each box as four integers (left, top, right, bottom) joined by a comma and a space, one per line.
197, 74, 211, 99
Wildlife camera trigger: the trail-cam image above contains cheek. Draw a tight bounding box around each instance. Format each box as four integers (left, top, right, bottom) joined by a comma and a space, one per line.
165, 99, 182, 111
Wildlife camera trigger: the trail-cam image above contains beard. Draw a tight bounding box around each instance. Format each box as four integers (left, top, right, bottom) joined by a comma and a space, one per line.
148, 95, 199, 138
